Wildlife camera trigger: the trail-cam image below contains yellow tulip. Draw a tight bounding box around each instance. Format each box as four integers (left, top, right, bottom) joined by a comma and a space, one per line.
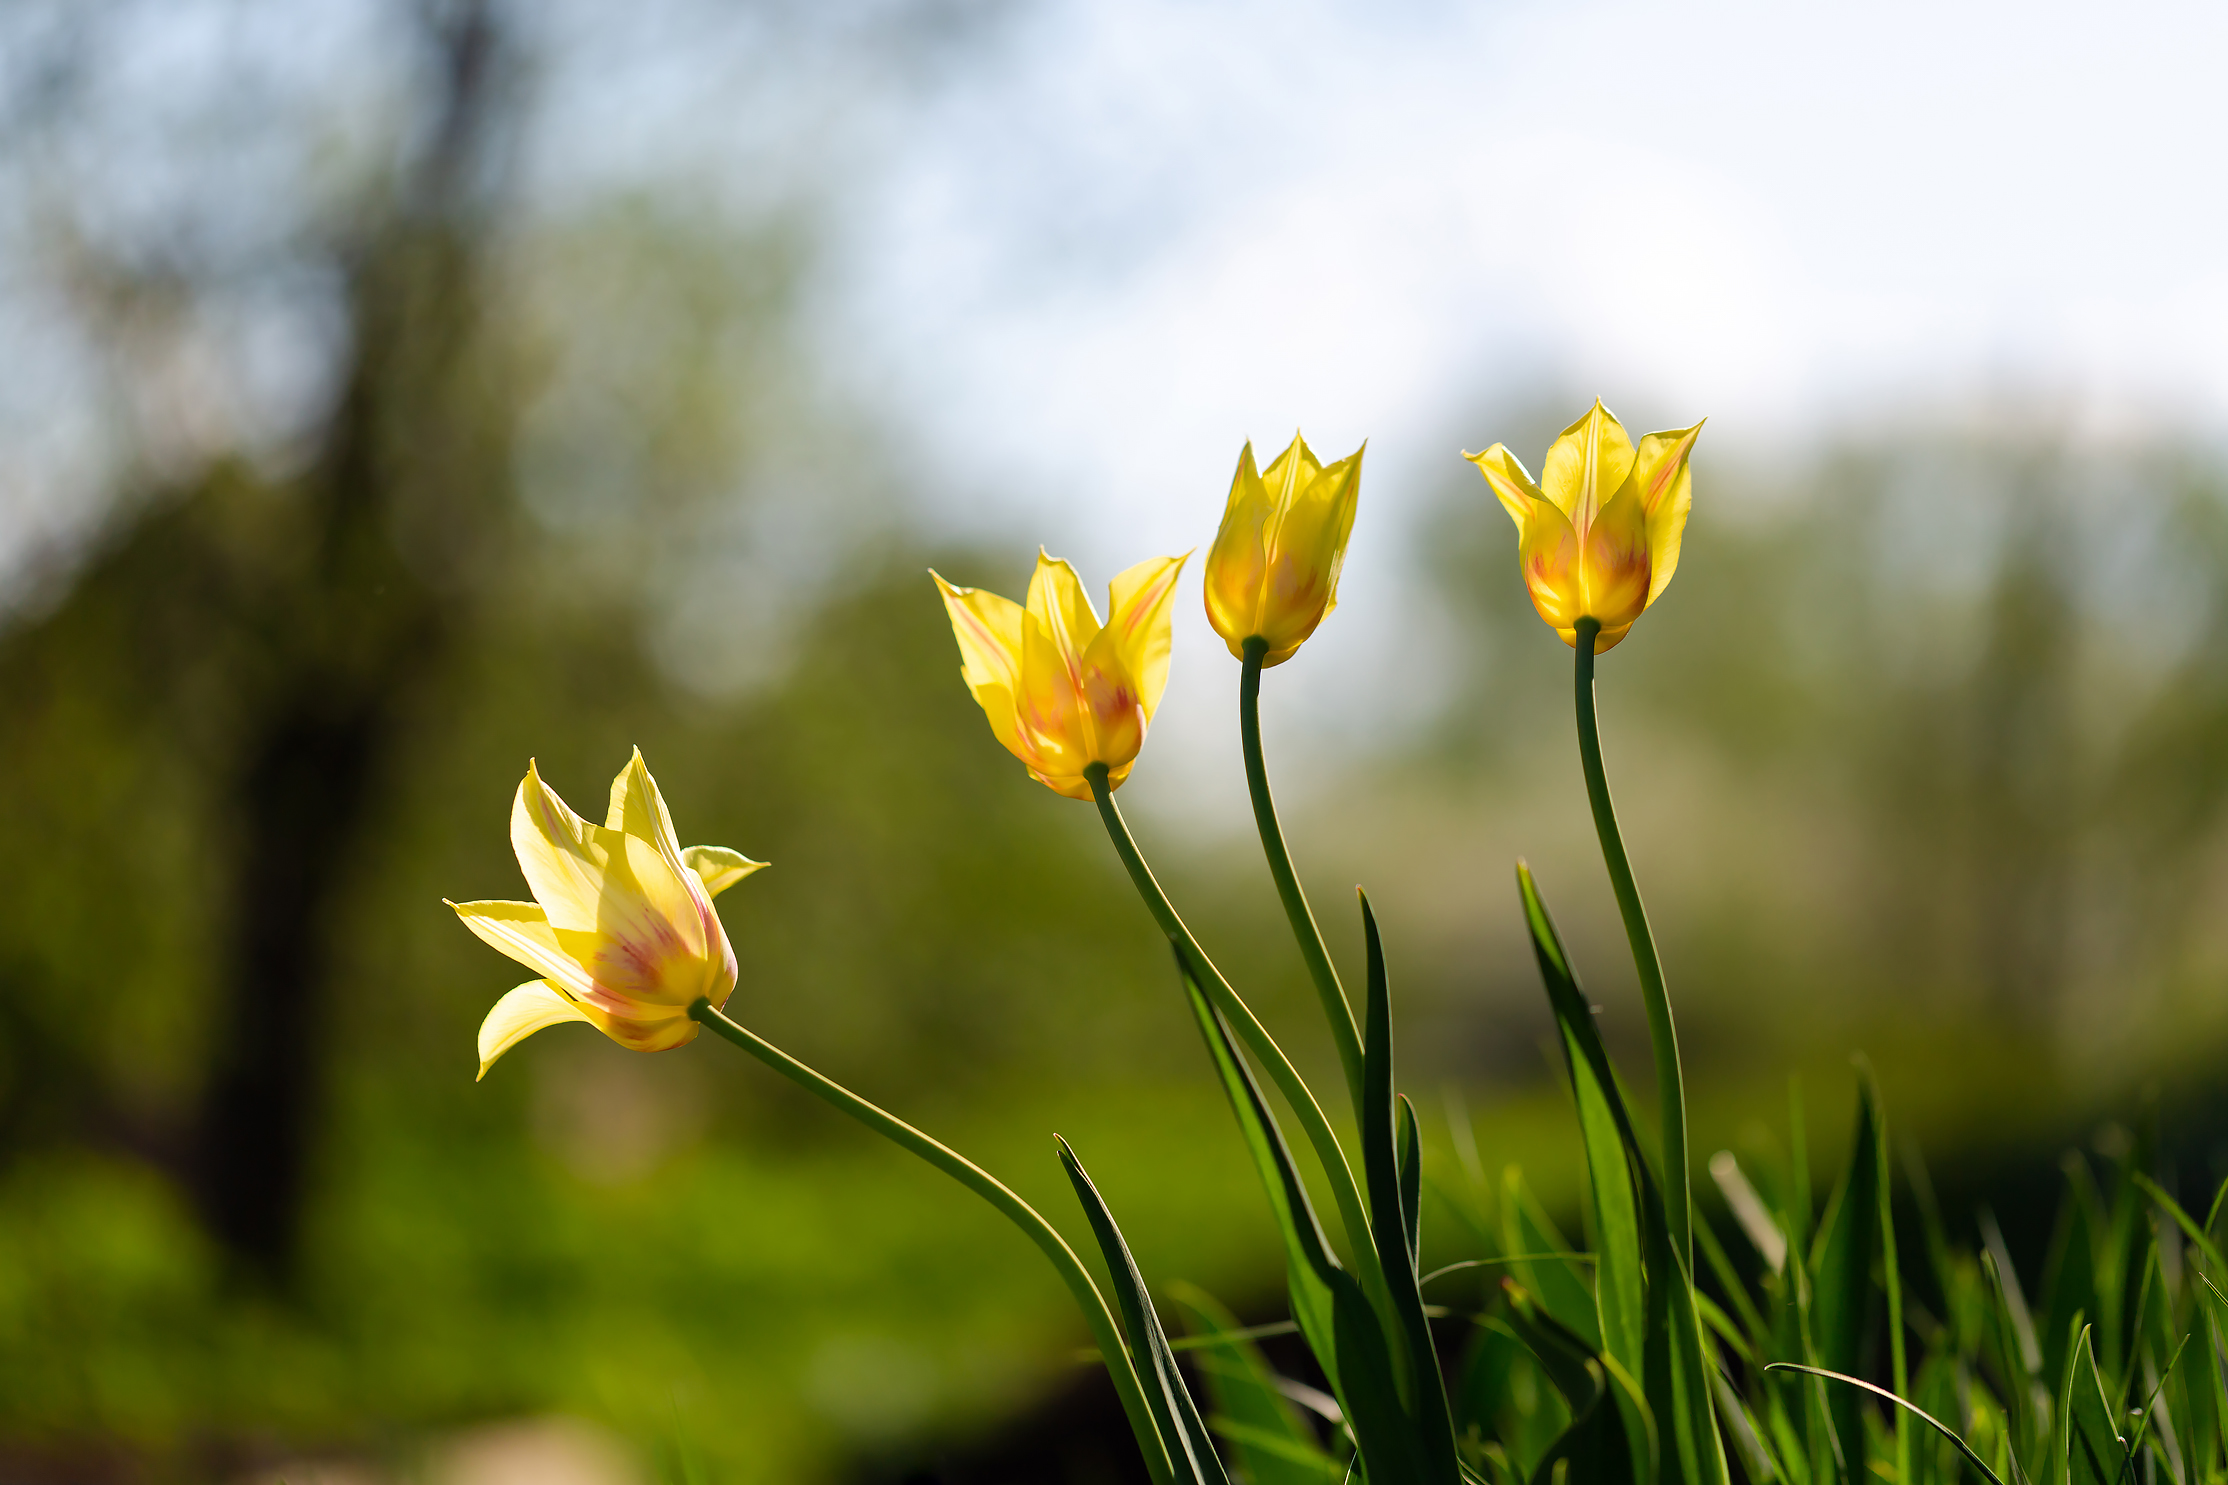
448, 749, 765, 1079
933, 549, 1188, 800
1204, 433, 1364, 667
1465, 401, 1702, 652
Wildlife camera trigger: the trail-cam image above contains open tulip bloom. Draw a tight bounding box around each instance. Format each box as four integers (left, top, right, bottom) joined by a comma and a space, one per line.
448, 750, 764, 1077
451, 404, 2176, 1485
932, 549, 1187, 799
1466, 399, 1701, 652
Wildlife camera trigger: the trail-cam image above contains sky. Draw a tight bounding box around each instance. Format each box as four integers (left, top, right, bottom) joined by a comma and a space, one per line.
828, 0, 2228, 558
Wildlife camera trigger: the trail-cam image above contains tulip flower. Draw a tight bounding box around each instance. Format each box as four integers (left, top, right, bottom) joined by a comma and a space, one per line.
1465, 400, 1702, 652
1204, 433, 1364, 667
449, 749, 765, 1078
933, 549, 1188, 800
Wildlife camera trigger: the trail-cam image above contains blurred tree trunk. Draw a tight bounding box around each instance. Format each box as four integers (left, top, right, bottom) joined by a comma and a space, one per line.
192, 0, 513, 1277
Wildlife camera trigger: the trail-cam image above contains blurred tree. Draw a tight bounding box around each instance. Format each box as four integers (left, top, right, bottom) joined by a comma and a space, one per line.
0, 0, 520, 1278
187, 0, 515, 1277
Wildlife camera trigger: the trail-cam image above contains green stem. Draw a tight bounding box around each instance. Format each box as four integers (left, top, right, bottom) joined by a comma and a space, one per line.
1572, 619, 1729, 1485
1571, 616, 1692, 1265
1239, 638, 1367, 1126
686, 999, 1172, 1485
1084, 764, 1391, 1323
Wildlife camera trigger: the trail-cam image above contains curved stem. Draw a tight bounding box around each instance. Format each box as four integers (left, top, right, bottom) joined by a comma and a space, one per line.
1084, 764, 1391, 1324
1571, 617, 1692, 1265
686, 999, 1172, 1485
1240, 638, 1366, 1125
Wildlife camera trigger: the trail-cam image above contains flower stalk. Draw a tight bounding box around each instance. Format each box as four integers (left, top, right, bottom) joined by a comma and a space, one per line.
1571, 615, 1690, 1260
1238, 636, 1366, 1126
685, 997, 1174, 1484
1084, 761, 1399, 1339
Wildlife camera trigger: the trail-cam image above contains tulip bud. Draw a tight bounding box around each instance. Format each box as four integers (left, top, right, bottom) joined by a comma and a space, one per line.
1204, 433, 1364, 668
1465, 401, 1701, 652
450, 750, 765, 1078
933, 549, 1189, 799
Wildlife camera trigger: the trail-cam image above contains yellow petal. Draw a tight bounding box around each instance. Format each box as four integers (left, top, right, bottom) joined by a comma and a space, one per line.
1258, 431, 1326, 511
932, 571, 1030, 766
1104, 552, 1188, 723
448, 898, 596, 1000
1025, 551, 1104, 667
1076, 620, 1147, 773
682, 845, 766, 897
617, 829, 709, 962
1464, 443, 1545, 530
1540, 400, 1636, 530
477, 979, 590, 1080
510, 762, 613, 935
1627, 420, 1703, 608
605, 747, 683, 865
1577, 484, 1652, 632
1254, 442, 1361, 666
1203, 441, 1272, 653
1516, 495, 1586, 638
1032, 766, 1101, 801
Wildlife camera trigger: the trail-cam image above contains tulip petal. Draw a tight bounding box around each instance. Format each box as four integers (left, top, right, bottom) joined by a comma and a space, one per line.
1540, 400, 1636, 531
932, 571, 1030, 766
448, 898, 596, 1000
511, 763, 613, 935
1256, 443, 1361, 665
1516, 494, 1587, 639
1628, 421, 1703, 608
1203, 442, 1272, 652
1259, 431, 1326, 510
605, 748, 684, 868
1105, 552, 1188, 723
1577, 483, 1652, 632
1465, 443, 1546, 530
1017, 604, 1093, 776
616, 830, 710, 963
477, 979, 591, 1080
682, 845, 766, 897
1025, 552, 1104, 689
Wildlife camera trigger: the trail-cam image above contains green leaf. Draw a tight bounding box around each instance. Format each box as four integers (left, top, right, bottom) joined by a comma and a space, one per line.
1500, 1169, 1602, 1352
1514, 864, 1645, 1375
1358, 891, 1462, 1476
1711, 1369, 1783, 1485
2132, 1171, 2227, 1272
1505, 1279, 1657, 1485
1398, 1094, 1423, 1275
2057, 1323, 2126, 1485
1174, 946, 1435, 1484
1808, 1075, 1884, 1474
1169, 1283, 1344, 1485
1058, 1135, 1229, 1485
1459, 1315, 1572, 1479
1516, 862, 1714, 1485
2041, 1159, 2105, 1392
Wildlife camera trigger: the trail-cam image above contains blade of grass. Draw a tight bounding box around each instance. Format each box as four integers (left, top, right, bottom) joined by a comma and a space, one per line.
1765, 1365, 2009, 1485
1359, 891, 1461, 1469
1059, 1137, 1232, 1485
1170, 1282, 1344, 1485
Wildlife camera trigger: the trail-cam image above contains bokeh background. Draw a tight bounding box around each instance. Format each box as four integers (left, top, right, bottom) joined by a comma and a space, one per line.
9, 0, 2228, 1479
